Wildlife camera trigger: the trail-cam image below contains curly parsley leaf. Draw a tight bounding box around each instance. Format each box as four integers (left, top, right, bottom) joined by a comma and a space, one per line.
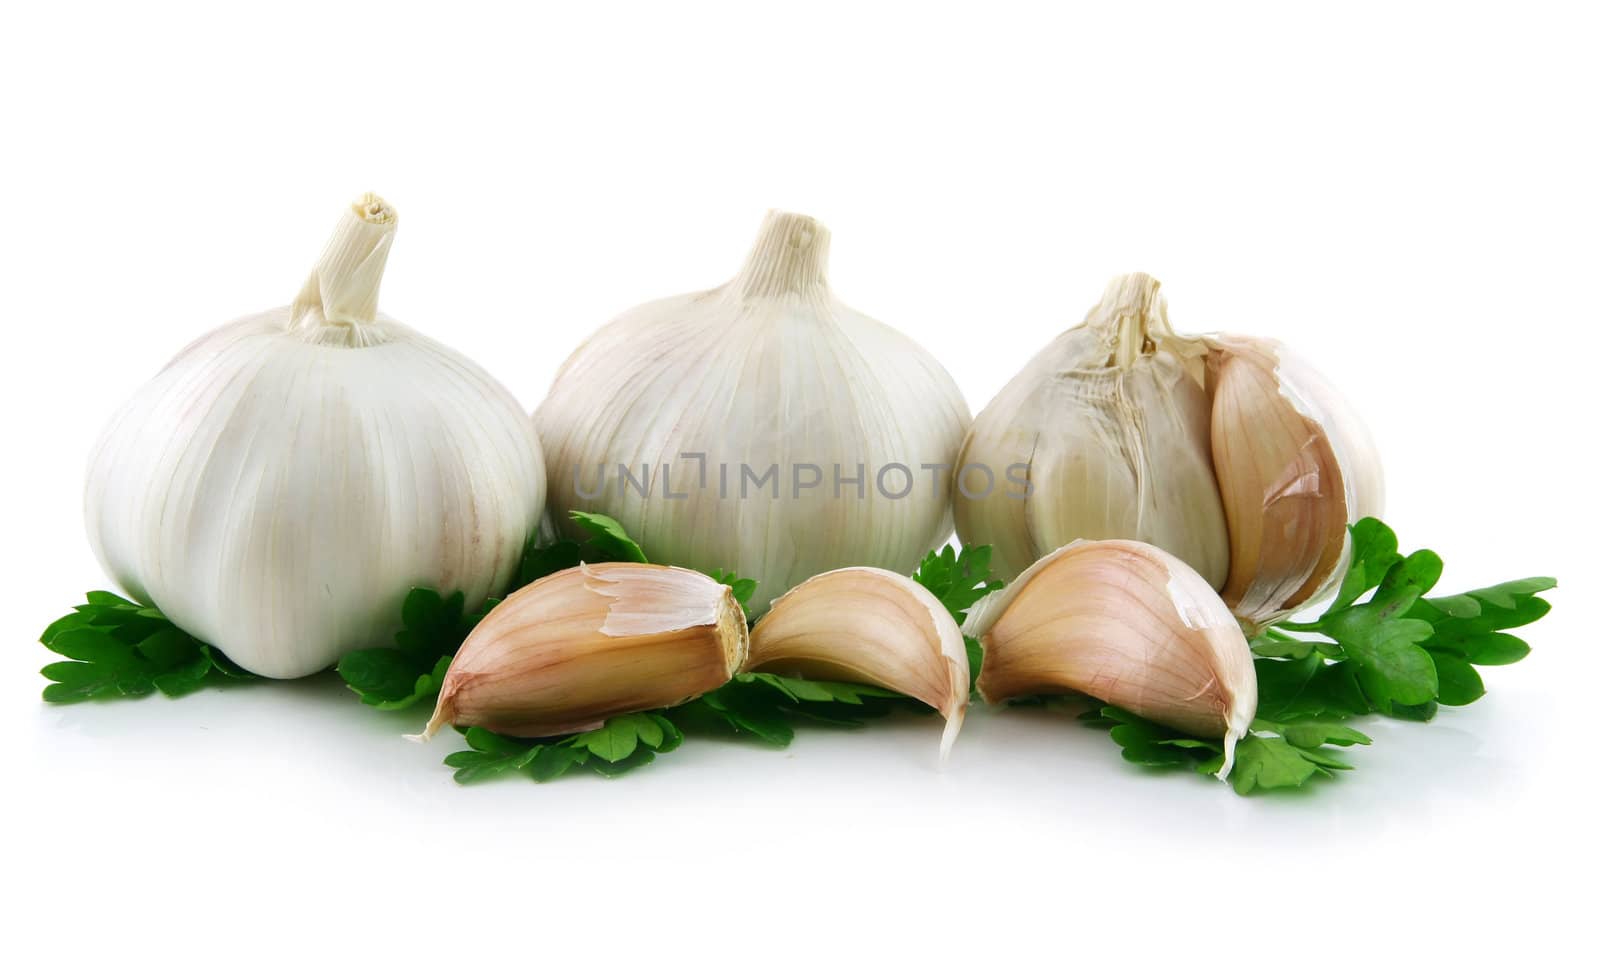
38, 592, 258, 703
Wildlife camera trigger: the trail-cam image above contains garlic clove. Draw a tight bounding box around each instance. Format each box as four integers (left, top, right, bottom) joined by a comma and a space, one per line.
745, 567, 969, 759
413, 563, 747, 741
966, 539, 1256, 779
1207, 340, 1350, 629
1261, 340, 1386, 524
955, 273, 1231, 587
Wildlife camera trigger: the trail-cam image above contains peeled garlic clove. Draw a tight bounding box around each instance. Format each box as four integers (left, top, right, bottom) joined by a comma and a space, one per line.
84, 195, 545, 678
955, 273, 1231, 587
966, 539, 1256, 779
746, 567, 969, 759
415, 563, 747, 740
535, 210, 971, 614
1208, 339, 1371, 629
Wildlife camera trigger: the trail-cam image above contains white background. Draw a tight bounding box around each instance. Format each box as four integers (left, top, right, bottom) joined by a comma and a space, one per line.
4, 1, 1595, 948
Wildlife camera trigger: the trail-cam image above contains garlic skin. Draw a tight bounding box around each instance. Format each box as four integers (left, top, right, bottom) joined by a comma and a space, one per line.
535, 211, 972, 613
955, 273, 1230, 586
746, 567, 969, 759
84, 195, 546, 678
966, 539, 1257, 779
416, 563, 748, 740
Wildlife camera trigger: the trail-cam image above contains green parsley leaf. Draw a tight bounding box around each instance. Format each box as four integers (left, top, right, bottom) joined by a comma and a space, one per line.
1081, 702, 1369, 795
444, 727, 547, 784
568, 712, 663, 762
1228, 734, 1348, 795
711, 569, 759, 618
912, 544, 1003, 689
337, 588, 487, 709
513, 538, 583, 590
569, 510, 648, 563
1327, 518, 1402, 612
1272, 518, 1551, 717
912, 544, 1005, 624
444, 712, 685, 783
38, 593, 257, 703
1323, 605, 1438, 709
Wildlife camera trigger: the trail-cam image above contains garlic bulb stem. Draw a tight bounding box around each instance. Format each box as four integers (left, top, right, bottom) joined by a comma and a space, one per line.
1100, 272, 1166, 369
291, 193, 396, 335
729, 210, 831, 299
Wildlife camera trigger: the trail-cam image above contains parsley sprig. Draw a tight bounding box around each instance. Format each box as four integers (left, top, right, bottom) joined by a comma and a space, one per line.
445, 674, 912, 784
38, 592, 256, 702
1080, 517, 1552, 794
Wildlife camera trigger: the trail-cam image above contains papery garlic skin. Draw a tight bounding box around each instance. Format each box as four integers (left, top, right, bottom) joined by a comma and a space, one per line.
416, 563, 748, 740
747, 566, 969, 759
85, 195, 546, 678
966, 539, 1257, 779
1207, 337, 1384, 629
536, 211, 972, 613
955, 274, 1230, 586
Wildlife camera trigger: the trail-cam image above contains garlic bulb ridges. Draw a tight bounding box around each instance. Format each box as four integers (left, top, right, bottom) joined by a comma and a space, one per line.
84, 194, 546, 678
955, 273, 1230, 586
966, 539, 1256, 779
415, 563, 748, 740
746, 567, 969, 759
535, 210, 972, 613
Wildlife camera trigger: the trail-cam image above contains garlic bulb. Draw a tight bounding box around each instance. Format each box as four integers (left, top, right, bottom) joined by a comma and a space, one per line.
535, 211, 972, 614
84, 195, 546, 678
415, 563, 748, 739
965, 539, 1257, 779
746, 567, 969, 759
956, 273, 1383, 629
956, 273, 1228, 586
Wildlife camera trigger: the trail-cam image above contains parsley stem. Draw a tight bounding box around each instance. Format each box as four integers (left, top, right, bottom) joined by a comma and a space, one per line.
1274, 621, 1321, 632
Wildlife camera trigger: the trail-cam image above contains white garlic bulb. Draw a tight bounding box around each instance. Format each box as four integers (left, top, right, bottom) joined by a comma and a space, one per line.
536, 211, 972, 612
85, 195, 546, 678
956, 273, 1229, 585
957, 273, 1383, 630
